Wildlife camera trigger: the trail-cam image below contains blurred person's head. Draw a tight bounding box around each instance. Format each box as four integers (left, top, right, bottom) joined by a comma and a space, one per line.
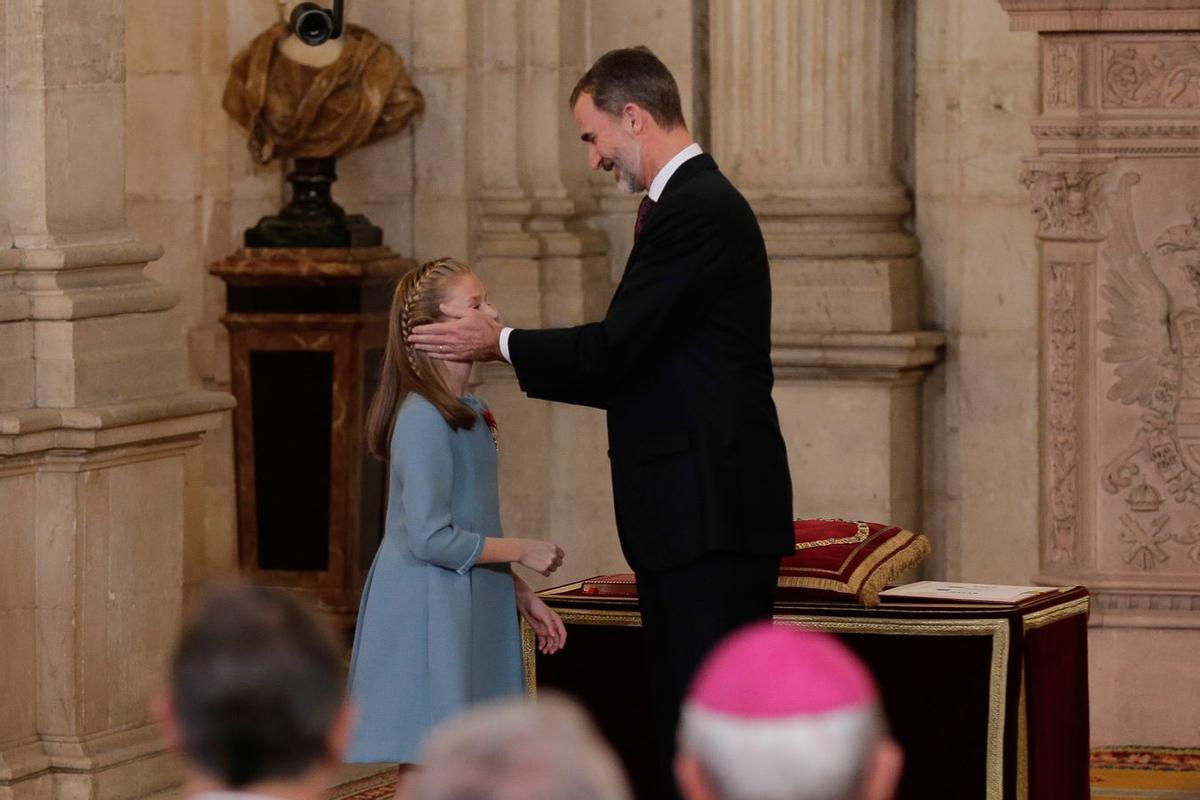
407, 693, 631, 800
158, 582, 352, 799
675, 623, 902, 800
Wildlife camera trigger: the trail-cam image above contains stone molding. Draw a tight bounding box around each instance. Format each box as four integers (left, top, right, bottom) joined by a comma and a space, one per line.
14, 240, 177, 321
1000, 1, 1200, 32
0, 724, 176, 800
771, 331, 945, 383
1033, 122, 1200, 155
0, 390, 233, 458
751, 188, 918, 259
1041, 572, 1200, 627
0, 262, 28, 324
476, 332, 945, 386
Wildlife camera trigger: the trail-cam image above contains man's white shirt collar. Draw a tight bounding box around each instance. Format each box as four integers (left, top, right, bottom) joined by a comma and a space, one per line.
647, 142, 703, 201
499, 142, 702, 365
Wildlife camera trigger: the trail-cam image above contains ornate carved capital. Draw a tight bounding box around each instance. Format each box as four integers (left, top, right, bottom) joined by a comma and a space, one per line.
1019, 158, 1113, 240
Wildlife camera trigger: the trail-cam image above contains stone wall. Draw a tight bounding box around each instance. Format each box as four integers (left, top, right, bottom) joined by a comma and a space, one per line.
1, 2, 232, 799
916, 0, 1042, 584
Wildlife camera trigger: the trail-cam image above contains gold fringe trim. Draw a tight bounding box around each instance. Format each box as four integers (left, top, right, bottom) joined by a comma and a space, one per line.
857, 533, 931, 606
778, 530, 933, 607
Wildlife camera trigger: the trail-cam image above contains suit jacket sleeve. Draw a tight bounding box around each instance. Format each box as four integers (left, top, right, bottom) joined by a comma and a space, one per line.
508, 197, 730, 405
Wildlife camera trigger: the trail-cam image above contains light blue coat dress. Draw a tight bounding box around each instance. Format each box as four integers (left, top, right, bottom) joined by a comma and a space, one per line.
345, 393, 524, 764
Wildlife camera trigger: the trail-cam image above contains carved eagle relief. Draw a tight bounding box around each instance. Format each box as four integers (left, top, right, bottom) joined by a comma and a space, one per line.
1099, 172, 1200, 569
1099, 173, 1179, 410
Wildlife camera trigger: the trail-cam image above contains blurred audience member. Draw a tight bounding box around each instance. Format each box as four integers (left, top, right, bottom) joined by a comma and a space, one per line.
407, 693, 631, 800
675, 623, 902, 800
159, 582, 353, 800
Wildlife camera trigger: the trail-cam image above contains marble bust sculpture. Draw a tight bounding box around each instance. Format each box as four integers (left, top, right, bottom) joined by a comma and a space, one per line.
222, 4, 423, 246
223, 16, 423, 165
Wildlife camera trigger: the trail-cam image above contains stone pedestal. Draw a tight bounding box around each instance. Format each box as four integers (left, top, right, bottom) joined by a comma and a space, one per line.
0, 3, 233, 799
999, 0, 1200, 745
709, 0, 943, 528
210, 247, 412, 629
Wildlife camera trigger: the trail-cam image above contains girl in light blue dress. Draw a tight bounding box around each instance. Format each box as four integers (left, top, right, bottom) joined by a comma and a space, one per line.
345, 257, 567, 771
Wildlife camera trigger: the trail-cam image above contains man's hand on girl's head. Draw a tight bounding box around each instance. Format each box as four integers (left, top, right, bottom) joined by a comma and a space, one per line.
409, 306, 504, 363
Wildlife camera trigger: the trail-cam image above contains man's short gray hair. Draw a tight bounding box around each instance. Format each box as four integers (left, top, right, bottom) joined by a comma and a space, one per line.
569, 46, 686, 129
409, 694, 632, 800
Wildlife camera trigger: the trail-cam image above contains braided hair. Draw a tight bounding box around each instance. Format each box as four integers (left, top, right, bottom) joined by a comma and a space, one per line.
366, 257, 478, 459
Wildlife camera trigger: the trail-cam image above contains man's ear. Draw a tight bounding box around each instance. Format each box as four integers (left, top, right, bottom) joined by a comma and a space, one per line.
623, 103, 644, 135
674, 753, 719, 800
860, 738, 904, 800
153, 690, 183, 751
326, 701, 357, 763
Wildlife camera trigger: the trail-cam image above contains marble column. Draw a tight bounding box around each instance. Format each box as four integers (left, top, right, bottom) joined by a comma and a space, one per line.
0, 0, 31, 412
999, 0, 1200, 746
709, 0, 943, 528
472, 0, 622, 585
0, 3, 233, 799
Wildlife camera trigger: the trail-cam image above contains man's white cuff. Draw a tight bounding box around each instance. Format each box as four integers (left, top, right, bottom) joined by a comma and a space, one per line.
499, 327, 514, 364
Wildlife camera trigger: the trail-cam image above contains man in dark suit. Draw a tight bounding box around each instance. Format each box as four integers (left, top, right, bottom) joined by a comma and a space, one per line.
410, 46, 794, 798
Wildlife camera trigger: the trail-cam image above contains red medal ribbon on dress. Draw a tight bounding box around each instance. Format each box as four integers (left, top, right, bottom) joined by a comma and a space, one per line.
482, 408, 499, 451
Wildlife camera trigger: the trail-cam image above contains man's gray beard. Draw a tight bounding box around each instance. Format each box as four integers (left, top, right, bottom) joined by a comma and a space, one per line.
614, 147, 644, 194
617, 169, 645, 194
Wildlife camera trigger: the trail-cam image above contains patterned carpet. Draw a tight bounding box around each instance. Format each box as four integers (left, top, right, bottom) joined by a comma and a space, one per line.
1092, 748, 1200, 799
328, 766, 400, 800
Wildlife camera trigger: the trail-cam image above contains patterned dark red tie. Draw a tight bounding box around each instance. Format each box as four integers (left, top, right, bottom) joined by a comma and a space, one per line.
634, 194, 656, 241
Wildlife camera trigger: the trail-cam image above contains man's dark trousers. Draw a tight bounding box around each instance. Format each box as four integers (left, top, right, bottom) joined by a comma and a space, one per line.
637, 551, 780, 800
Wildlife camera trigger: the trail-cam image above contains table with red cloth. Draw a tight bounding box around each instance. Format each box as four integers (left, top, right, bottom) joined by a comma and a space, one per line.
521, 578, 1090, 800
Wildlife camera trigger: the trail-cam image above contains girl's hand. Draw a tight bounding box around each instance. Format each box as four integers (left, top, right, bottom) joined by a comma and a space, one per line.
518, 539, 564, 576
516, 591, 568, 655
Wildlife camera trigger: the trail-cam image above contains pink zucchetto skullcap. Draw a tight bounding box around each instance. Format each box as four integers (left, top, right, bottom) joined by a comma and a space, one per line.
687, 622, 878, 718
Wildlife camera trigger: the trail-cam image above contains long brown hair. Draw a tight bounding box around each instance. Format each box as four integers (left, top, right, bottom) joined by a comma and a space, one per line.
366, 257, 478, 460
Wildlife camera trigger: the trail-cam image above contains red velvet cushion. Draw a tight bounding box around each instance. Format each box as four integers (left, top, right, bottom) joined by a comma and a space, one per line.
575, 520, 929, 606
778, 519, 931, 606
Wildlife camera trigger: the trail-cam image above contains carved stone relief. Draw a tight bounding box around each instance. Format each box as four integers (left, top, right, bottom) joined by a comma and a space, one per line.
1103, 41, 1200, 109
1048, 261, 1079, 564
1097, 168, 1200, 572
1020, 166, 1105, 238
1046, 41, 1080, 109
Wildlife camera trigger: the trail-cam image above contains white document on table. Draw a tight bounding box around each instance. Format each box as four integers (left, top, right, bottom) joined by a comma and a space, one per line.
879, 581, 1057, 603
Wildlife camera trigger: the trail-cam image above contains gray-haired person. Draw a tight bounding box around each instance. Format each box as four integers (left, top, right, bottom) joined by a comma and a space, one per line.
407, 694, 632, 800
157, 583, 353, 800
